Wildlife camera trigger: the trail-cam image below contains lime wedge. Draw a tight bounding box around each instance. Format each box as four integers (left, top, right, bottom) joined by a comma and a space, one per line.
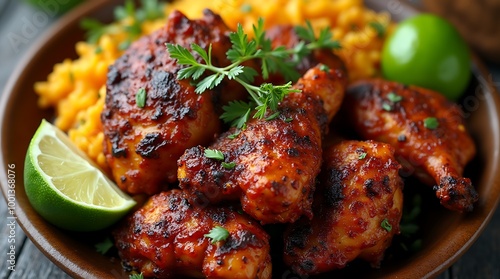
24, 119, 136, 231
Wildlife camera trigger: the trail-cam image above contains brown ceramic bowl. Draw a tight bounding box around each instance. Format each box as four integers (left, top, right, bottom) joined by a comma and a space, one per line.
1, 0, 499, 278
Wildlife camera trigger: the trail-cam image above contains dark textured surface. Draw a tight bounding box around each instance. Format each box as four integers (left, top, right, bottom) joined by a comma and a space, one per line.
0, 1, 498, 278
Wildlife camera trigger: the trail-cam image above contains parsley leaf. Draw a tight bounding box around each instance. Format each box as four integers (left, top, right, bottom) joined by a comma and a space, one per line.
381, 218, 392, 232
136, 0, 165, 21
294, 20, 316, 43
358, 152, 367, 160
81, 0, 165, 47
369, 21, 387, 38
319, 64, 330, 72
136, 88, 147, 108
387, 92, 403, 102
94, 237, 114, 255
80, 18, 114, 44
295, 21, 341, 50
397, 194, 422, 253
227, 130, 241, 139
129, 273, 144, 279
382, 102, 393, 111
423, 117, 439, 129
204, 226, 230, 243
221, 101, 253, 129
222, 162, 236, 169
204, 149, 224, 161
240, 3, 252, 13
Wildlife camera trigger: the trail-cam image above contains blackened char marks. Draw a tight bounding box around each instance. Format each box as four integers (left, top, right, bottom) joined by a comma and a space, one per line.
101, 10, 236, 195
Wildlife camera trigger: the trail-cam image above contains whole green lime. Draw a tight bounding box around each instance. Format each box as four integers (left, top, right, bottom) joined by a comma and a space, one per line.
381, 14, 471, 100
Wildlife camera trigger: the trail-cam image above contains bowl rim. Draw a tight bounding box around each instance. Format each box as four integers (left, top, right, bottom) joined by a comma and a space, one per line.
1, 0, 500, 278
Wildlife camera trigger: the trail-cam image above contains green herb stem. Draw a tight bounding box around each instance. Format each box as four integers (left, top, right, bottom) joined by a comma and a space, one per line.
167, 18, 340, 129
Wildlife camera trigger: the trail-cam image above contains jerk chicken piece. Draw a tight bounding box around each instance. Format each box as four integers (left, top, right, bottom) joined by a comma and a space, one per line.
343, 79, 478, 212
113, 189, 271, 279
284, 140, 404, 275
102, 10, 244, 195
178, 61, 348, 224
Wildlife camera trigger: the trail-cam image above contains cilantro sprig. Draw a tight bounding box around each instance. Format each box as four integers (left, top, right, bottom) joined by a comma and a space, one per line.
166, 18, 340, 129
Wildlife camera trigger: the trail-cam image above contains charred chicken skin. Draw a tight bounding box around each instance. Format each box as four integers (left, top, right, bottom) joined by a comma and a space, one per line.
284, 140, 404, 275
343, 79, 478, 212
113, 189, 272, 279
178, 60, 348, 224
102, 10, 244, 195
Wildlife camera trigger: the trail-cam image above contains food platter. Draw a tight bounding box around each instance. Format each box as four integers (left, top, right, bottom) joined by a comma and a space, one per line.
1, 0, 499, 278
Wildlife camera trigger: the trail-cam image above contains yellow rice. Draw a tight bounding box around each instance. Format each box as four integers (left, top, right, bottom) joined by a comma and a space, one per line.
34, 0, 391, 169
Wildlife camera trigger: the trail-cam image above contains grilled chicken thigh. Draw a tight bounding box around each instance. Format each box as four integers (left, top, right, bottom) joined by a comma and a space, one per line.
284, 140, 404, 275
102, 10, 243, 195
113, 189, 271, 279
343, 79, 478, 212
178, 60, 347, 224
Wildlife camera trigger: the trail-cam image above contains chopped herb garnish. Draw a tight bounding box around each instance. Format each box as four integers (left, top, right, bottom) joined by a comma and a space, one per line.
81, 0, 165, 48
204, 149, 224, 161
358, 152, 367, 160
381, 218, 392, 232
94, 237, 113, 255
228, 130, 241, 139
221, 101, 253, 129
423, 117, 439, 129
369, 21, 386, 38
319, 64, 330, 72
222, 161, 237, 169
294, 20, 342, 50
400, 194, 422, 236
134, 0, 166, 21
265, 111, 280, 121
204, 226, 230, 243
129, 273, 144, 279
167, 18, 340, 129
387, 92, 402, 102
382, 102, 393, 111
383, 92, 402, 112
95, 46, 103, 54
136, 88, 147, 108
118, 40, 132, 51
114, 0, 135, 20
400, 223, 419, 235
240, 3, 252, 13
80, 18, 114, 44
284, 117, 293, 123
394, 194, 422, 254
